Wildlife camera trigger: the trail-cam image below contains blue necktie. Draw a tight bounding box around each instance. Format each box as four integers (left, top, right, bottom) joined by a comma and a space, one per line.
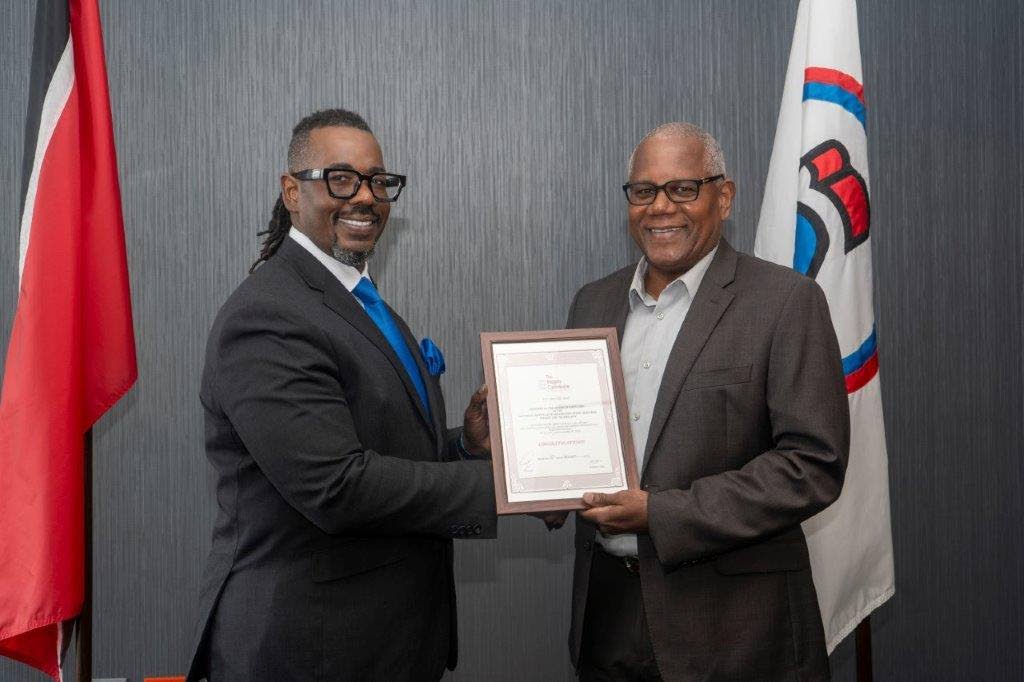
351, 278, 431, 416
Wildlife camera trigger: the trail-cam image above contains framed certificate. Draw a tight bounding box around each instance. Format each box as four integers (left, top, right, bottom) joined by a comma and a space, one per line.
480, 328, 639, 514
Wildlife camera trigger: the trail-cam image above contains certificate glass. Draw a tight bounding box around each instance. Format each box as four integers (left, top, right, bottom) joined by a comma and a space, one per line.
480, 328, 639, 514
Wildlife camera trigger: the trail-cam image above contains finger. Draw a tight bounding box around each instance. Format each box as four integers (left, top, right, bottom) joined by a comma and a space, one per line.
579, 506, 609, 525
586, 502, 632, 530
582, 492, 610, 508
469, 389, 488, 415
466, 388, 488, 415
545, 511, 568, 529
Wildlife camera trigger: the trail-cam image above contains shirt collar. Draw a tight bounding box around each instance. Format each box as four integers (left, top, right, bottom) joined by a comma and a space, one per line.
628, 244, 719, 309
288, 227, 369, 293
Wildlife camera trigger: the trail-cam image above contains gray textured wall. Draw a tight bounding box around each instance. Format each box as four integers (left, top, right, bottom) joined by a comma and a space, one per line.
1, 1, 1021, 680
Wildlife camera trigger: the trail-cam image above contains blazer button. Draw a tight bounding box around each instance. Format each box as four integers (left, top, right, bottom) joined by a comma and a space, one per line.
583, 540, 593, 551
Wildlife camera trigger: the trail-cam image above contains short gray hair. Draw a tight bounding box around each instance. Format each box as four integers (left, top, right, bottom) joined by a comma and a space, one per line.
627, 122, 727, 178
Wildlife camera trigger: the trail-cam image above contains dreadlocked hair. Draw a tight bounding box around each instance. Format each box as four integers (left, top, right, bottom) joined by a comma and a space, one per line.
250, 195, 291, 273
249, 108, 373, 272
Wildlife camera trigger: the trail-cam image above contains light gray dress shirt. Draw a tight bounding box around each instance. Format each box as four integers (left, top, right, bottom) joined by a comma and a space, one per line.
596, 246, 718, 558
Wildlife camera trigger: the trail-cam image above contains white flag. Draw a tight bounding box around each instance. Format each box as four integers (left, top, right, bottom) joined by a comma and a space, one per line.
754, 0, 895, 653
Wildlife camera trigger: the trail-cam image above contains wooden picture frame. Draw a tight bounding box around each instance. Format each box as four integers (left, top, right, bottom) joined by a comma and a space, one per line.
480, 328, 639, 515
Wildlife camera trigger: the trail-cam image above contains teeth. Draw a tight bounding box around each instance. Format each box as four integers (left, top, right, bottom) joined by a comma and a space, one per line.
650, 227, 681, 234
337, 218, 374, 227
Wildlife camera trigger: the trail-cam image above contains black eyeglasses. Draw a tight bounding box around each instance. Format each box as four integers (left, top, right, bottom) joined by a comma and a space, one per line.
622, 175, 724, 206
291, 168, 407, 202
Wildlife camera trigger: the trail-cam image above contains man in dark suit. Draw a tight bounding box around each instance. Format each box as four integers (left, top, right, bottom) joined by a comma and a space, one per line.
564, 123, 850, 681
187, 109, 496, 681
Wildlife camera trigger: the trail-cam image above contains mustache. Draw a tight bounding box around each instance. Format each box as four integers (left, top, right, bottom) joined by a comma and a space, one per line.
333, 209, 378, 221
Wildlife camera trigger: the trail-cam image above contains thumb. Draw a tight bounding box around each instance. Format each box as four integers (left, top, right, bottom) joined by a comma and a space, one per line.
470, 385, 488, 410
582, 492, 611, 507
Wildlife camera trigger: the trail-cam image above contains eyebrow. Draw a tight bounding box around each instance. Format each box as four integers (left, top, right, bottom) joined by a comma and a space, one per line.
324, 162, 387, 174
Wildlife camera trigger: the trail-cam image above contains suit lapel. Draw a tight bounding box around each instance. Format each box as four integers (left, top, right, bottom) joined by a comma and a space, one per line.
641, 241, 738, 475
571, 266, 633, 335
392, 312, 446, 447
607, 289, 631, 345
280, 239, 436, 438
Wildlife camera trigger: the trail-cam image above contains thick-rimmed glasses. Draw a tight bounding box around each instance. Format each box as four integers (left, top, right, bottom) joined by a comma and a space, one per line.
291, 168, 407, 202
622, 175, 724, 206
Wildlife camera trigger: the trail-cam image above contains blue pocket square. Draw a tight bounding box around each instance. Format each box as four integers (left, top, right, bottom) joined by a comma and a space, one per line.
419, 337, 446, 377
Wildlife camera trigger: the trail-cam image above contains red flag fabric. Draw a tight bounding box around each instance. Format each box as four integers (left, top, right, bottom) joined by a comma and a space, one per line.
0, 0, 137, 678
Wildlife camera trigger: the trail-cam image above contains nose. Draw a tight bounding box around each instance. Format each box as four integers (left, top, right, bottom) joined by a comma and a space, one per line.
348, 178, 376, 207
647, 187, 678, 215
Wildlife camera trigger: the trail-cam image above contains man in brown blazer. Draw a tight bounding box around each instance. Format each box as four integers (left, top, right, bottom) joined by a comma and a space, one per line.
564, 123, 850, 681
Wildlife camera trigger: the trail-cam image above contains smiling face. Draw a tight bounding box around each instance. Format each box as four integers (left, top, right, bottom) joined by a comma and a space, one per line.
281, 126, 390, 269
627, 135, 735, 297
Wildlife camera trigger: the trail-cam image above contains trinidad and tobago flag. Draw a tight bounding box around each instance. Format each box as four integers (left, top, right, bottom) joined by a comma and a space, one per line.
755, 0, 895, 654
0, 0, 137, 678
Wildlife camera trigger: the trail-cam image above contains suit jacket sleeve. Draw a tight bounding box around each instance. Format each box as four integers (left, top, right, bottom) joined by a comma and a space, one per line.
646, 278, 850, 567
207, 300, 497, 538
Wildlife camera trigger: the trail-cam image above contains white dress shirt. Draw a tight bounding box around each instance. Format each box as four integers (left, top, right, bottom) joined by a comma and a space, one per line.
596, 246, 718, 558
287, 227, 370, 304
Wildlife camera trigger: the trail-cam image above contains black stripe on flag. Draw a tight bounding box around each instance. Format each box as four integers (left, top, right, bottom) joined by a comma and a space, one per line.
19, 0, 71, 220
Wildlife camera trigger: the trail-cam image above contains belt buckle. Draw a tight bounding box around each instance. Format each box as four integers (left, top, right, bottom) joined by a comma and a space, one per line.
622, 556, 640, 574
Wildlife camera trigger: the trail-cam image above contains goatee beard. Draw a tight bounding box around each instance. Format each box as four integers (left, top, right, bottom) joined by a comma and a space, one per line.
331, 244, 374, 269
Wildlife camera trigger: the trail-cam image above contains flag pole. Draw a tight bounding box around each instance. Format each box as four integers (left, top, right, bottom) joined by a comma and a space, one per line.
76, 429, 93, 682
855, 617, 872, 681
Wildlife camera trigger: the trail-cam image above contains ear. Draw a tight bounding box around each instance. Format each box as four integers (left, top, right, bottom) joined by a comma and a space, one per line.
717, 179, 736, 220
281, 173, 300, 213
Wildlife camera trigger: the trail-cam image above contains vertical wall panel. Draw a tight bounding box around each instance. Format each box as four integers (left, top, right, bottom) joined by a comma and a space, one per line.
1, 2, 1021, 681
851, 2, 1024, 680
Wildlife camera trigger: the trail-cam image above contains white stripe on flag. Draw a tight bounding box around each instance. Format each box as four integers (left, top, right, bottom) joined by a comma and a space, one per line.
56, 623, 63, 682
19, 37, 75, 284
